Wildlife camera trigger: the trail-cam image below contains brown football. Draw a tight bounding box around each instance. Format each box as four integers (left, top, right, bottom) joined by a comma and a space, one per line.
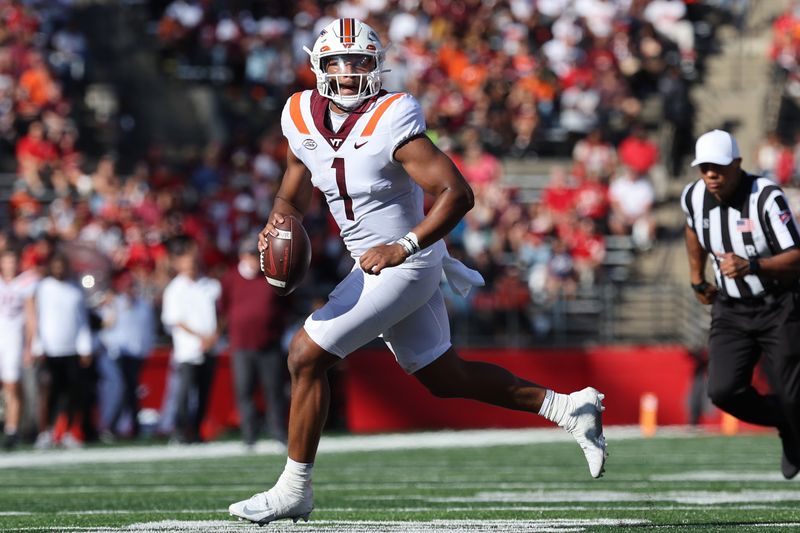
259, 215, 311, 296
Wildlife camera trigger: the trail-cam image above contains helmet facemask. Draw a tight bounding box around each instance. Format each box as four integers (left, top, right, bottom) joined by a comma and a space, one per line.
318, 54, 381, 109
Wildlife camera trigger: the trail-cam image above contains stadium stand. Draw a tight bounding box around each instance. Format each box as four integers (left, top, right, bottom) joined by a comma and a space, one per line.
0, 1, 761, 344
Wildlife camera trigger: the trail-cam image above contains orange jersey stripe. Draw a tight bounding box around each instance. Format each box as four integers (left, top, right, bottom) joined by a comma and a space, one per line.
289, 93, 310, 134
360, 94, 404, 137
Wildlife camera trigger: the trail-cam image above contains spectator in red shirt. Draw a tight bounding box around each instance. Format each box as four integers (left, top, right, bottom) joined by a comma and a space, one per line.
568, 217, 606, 286
618, 123, 660, 175
16, 121, 54, 165
16, 120, 56, 193
219, 235, 288, 447
451, 128, 503, 190
541, 165, 578, 223
573, 164, 610, 229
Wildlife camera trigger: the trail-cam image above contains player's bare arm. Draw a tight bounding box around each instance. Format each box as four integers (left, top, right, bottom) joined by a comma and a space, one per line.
397, 135, 475, 245
259, 149, 313, 253
359, 135, 474, 275
22, 295, 35, 367
684, 225, 717, 304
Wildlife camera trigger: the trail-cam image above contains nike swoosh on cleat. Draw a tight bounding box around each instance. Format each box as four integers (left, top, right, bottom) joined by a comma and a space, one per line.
242, 504, 267, 517
354, 141, 368, 149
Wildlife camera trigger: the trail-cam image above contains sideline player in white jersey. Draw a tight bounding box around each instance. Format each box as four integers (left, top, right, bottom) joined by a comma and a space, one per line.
229, 18, 607, 525
0, 246, 38, 450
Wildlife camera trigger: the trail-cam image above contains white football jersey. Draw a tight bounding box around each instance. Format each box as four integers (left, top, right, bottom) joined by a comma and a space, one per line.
0, 270, 38, 331
281, 89, 445, 267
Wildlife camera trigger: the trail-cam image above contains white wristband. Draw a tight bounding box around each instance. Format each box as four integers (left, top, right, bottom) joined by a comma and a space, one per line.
395, 232, 420, 257
404, 232, 420, 253
396, 237, 415, 256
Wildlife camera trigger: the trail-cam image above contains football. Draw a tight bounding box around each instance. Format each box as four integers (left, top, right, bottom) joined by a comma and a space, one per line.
259, 215, 312, 296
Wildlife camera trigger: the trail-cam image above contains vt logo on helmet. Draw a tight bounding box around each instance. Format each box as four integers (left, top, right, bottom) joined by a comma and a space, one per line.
304, 18, 387, 110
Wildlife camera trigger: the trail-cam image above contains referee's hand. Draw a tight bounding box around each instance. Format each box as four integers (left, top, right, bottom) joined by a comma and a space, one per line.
717, 252, 748, 279
694, 284, 718, 305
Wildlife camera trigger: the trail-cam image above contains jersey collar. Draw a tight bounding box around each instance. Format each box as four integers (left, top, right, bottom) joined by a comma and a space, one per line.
310, 90, 386, 151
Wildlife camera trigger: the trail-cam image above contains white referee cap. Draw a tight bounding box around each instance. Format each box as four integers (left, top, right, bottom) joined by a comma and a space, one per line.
691, 129, 741, 167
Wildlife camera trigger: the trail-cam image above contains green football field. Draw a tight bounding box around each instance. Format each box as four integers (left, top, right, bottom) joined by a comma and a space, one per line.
2, 427, 800, 532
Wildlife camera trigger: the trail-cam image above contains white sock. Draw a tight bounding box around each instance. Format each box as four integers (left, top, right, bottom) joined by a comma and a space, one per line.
538, 389, 574, 429
278, 457, 313, 497
538, 389, 554, 416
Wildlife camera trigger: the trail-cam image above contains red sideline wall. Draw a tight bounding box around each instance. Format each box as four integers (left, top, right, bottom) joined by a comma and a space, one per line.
138, 348, 239, 440
343, 346, 708, 432
139, 345, 736, 439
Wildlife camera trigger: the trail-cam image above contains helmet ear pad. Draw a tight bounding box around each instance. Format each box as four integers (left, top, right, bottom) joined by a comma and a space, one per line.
306, 18, 385, 109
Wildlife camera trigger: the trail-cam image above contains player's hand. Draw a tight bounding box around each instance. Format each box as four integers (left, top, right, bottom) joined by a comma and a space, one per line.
79, 354, 93, 368
201, 333, 218, 352
258, 213, 287, 253
359, 243, 409, 275
716, 252, 748, 279
694, 283, 718, 305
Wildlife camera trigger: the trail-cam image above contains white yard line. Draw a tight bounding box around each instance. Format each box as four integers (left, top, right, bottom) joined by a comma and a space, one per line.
650, 471, 786, 482
1, 518, 652, 532
4, 504, 800, 517
3, 520, 798, 532
433, 489, 800, 505
0, 426, 692, 469
7, 524, 800, 533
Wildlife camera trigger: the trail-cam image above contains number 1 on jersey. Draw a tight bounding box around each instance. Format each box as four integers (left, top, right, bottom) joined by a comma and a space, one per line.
332, 157, 354, 220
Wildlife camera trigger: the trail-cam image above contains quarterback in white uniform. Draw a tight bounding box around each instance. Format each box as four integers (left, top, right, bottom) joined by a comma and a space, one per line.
0, 246, 37, 449
229, 18, 607, 526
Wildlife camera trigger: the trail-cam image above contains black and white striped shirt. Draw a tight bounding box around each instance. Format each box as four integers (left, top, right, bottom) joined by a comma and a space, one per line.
681, 173, 800, 299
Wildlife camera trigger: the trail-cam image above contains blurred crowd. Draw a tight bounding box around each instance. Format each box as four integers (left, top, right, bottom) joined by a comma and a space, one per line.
154, 0, 704, 158
752, 2, 800, 212
0, 0, 751, 447
145, 0, 731, 332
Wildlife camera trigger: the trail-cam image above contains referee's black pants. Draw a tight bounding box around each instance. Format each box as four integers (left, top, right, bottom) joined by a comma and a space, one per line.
707, 290, 800, 443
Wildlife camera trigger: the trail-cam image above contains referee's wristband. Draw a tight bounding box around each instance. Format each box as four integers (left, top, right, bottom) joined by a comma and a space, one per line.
395, 232, 420, 257
691, 281, 711, 294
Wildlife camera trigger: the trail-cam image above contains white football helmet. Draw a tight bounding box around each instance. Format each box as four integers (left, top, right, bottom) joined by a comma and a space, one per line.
304, 18, 385, 110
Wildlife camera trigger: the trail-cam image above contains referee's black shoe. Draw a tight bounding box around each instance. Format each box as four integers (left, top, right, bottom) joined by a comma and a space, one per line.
779, 428, 800, 480
781, 453, 798, 480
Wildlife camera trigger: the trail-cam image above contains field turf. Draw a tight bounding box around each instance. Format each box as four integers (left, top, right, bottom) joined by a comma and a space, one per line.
2, 427, 800, 532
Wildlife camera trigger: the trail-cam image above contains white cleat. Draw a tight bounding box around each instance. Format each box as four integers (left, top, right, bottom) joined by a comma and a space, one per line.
228, 484, 313, 526
565, 387, 608, 478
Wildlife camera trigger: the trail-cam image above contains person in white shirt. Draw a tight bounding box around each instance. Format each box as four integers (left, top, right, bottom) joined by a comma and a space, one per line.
31, 252, 93, 449
0, 245, 38, 450
161, 240, 221, 444
100, 272, 156, 439
609, 167, 657, 251
643, 0, 695, 59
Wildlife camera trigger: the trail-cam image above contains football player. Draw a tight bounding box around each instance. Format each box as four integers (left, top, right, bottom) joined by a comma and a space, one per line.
229, 18, 607, 525
0, 245, 37, 450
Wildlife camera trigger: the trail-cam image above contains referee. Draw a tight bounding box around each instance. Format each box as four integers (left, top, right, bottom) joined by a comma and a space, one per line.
681, 129, 800, 479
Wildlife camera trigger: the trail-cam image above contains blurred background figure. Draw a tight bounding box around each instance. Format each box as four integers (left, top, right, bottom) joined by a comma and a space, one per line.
608, 166, 657, 251
98, 271, 156, 440
0, 245, 38, 450
31, 251, 93, 449
219, 234, 288, 448
161, 239, 220, 444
